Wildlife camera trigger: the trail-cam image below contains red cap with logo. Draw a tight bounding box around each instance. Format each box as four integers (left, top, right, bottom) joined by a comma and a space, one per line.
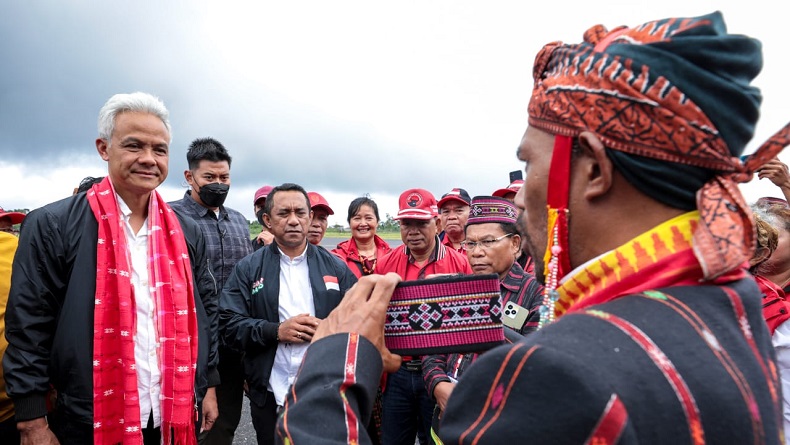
253, 185, 274, 205
492, 179, 524, 198
308, 192, 334, 215
0, 207, 26, 225
393, 188, 438, 220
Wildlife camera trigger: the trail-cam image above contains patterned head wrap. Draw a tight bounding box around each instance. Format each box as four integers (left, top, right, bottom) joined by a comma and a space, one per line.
467, 196, 519, 226
528, 11, 790, 280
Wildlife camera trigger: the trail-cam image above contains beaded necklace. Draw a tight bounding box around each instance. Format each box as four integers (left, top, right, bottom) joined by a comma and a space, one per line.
360, 255, 377, 275
537, 135, 572, 330
537, 224, 562, 329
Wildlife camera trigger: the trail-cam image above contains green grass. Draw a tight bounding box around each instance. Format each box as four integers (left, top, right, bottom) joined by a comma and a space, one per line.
368, 231, 402, 240
248, 223, 402, 241
322, 228, 402, 240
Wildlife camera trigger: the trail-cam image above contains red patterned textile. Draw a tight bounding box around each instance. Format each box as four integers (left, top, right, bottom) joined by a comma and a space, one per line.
88, 178, 198, 444
384, 274, 503, 355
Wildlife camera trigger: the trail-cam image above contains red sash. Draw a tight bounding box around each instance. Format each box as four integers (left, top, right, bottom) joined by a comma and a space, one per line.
88, 178, 198, 444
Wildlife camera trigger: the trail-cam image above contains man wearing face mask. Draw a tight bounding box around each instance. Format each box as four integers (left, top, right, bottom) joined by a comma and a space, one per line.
169, 137, 253, 445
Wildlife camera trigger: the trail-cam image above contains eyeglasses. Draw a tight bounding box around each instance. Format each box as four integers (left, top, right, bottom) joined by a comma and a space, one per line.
460, 233, 514, 251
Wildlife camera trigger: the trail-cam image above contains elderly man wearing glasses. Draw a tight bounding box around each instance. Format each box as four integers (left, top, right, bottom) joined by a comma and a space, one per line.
420, 195, 544, 442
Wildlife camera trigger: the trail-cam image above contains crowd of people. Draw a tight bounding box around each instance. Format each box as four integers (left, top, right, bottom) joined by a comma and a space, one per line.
2, 9, 790, 445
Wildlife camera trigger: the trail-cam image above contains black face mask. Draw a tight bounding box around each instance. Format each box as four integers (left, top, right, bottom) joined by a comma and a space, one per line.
195, 181, 229, 208
256, 208, 266, 226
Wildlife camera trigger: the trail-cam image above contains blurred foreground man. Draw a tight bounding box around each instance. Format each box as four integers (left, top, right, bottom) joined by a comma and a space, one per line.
4, 92, 219, 444
275, 12, 790, 444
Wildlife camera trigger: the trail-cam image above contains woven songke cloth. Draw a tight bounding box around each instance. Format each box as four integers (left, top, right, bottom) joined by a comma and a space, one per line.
528, 11, 790, 281
467, 196, 518, 226
384, 274, 503, 356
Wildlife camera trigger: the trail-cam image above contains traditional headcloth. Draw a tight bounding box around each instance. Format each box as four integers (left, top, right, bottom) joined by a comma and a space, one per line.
528, 11, 790, 286
467, 196, 518, 226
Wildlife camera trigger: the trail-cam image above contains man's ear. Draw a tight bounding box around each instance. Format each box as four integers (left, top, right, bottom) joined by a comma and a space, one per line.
183, 170, 192, 184
577, 131, 614, 200
96, 139, 109, 161
263, 213, 272, 228
752, 246, 772, 266
510, 233, 522, 256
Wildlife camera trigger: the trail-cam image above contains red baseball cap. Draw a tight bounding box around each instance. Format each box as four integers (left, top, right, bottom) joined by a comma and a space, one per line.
393, 188, 438, 220
308, 192, 334, 215
492, 179, 524, 198
253, 185, 273, 205
0, 207, 26, 225
437, 188, 471, 209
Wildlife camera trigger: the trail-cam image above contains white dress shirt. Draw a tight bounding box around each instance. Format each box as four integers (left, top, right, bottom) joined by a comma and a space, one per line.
117, 197, 162, 428
268, 245, 315, 406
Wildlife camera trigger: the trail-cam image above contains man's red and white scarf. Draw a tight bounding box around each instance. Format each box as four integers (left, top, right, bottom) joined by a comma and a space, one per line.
88, 178, 198, 444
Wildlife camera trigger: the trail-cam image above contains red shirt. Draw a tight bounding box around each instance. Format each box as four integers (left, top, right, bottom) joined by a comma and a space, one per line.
377, 237, 471, 280
331, 235, 392, 278
441, 232, 466, 254
755, 274, 790, 335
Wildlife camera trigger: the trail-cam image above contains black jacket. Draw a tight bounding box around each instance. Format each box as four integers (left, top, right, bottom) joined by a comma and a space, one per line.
219, 241, 357, 406
277, 279, 782, 444
3, 193, 220, 423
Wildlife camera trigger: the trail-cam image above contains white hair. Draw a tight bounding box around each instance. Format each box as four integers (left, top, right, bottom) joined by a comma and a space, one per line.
97, 92, 171, 141
751, 203, 779, 228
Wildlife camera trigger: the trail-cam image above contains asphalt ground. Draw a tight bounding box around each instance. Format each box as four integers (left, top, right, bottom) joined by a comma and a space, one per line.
232, 400, 256, 444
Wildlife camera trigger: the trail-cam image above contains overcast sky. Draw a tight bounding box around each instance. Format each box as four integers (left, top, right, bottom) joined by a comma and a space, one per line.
2, 1, 788, 227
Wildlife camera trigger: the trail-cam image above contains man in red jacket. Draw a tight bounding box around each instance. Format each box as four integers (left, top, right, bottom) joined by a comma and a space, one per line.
376, 188, 471, 445
378, 188, 471, 281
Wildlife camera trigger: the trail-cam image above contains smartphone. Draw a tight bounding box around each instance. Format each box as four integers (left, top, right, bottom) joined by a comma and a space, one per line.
509, 170, 523, 183
501, 301, 528, 331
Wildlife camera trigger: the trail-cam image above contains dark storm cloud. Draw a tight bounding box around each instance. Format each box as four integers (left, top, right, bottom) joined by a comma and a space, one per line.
0, 2, 519, 204
0, 3, 205, 164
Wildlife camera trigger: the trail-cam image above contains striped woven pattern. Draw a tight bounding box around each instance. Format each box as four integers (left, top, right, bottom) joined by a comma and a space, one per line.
468, 196, 518, 225
385, 274, 503, 355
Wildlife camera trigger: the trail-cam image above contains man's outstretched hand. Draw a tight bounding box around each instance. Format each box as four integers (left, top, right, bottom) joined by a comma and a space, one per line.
313, 272, 403, 373
758, 159, 790, 189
